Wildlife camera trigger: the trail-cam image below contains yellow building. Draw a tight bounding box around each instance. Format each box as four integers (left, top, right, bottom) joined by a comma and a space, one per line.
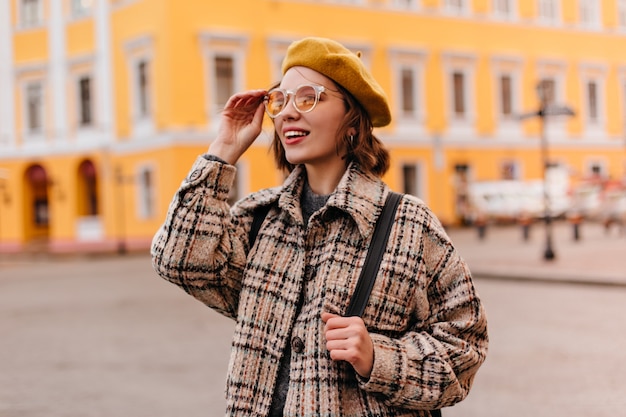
1, 0, 626, 254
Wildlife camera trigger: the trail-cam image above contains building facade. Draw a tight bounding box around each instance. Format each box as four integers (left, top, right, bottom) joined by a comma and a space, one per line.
1, 0, 626, 253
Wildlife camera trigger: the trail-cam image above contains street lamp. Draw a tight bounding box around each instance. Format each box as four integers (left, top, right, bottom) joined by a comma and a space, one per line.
520, 80, 575, 261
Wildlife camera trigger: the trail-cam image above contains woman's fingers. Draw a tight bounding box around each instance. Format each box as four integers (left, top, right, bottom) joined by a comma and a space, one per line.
225, 89, 266, 110
322, 312, 374, 378
209, 89, 268, 164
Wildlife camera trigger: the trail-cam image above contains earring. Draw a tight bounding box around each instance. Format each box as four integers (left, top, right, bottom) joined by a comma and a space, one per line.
349, 135, 354, 145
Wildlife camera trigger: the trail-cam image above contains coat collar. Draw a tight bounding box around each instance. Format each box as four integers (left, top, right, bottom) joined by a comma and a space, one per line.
278, 163, 388, 238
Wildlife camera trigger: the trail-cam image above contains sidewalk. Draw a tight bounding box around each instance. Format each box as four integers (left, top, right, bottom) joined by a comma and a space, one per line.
1, 220, 624, 286
446, 219, 626, 286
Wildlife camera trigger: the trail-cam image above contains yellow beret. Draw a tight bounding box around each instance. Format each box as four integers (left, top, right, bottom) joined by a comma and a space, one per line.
282, 37, 391, 128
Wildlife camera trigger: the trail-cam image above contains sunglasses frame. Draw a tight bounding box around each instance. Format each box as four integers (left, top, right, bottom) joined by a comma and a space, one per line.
264, 84, 327, 118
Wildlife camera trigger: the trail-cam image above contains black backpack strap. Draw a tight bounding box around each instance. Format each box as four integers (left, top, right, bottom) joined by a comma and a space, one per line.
344, 192, 442, 417
248, 203, 273, 249
345, 192, 403, 317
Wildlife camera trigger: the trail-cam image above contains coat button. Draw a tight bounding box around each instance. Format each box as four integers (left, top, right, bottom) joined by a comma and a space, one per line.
187, 169, 202, 182
291, 336, 305, 353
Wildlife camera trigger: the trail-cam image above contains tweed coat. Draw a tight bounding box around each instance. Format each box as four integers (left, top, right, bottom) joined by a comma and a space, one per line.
151, 156, 488, 417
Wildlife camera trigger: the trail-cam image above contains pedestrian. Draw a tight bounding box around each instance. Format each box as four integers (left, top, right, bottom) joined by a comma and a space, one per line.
151, 36, 488, 417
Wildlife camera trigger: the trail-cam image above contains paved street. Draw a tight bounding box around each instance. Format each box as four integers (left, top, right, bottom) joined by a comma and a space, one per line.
445, 280, 626, 417
446, 219, 626, 286
1, 220, 625, 417
0, 254, 235, 417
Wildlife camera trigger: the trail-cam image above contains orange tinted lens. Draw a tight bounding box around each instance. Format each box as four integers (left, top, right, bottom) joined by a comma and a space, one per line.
294, 86, 317, 112
266, 90, 286, 116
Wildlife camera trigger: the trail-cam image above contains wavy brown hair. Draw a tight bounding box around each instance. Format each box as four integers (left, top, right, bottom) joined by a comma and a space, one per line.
269, 82, 390, 177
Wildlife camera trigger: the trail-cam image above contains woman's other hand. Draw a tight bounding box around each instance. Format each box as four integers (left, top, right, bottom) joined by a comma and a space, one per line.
322, 312, 374, 379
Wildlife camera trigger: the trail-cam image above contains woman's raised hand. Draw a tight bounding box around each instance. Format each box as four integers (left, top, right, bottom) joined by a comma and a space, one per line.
208, 89, 267, 165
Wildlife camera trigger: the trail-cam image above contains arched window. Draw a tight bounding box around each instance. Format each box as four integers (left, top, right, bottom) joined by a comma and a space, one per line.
78, 160, 99, 216
25, 164, 49, 226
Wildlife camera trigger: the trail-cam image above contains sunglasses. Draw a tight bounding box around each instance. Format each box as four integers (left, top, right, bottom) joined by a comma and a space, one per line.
264, 84, 328, 118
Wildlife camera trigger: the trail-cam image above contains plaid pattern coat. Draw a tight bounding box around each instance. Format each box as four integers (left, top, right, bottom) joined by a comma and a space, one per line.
151, 156, 488, 417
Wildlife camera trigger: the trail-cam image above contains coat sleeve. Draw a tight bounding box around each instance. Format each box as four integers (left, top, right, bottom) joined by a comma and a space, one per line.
150, 156, 249, 319
358, 208, 488, 411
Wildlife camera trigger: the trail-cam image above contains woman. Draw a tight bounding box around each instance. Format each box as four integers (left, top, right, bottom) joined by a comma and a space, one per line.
152, 37, 488, 417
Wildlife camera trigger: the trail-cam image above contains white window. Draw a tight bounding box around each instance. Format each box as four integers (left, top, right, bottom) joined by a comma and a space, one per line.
497, 73, 522, 132
400, 67, 417, 117
16, 64, 47, 143
393, 0, 418, 10
25, 81, 44, 134
78, 159, 99, 216
618, 0, 626, 30
198, 33, 248, 126
442, 53, 477, 136
579, 64, 606, 138
537, 0, 560, 24
401, 162, 424, 199
69, 55, 99, 139
214, 55, 234, 111
78, 76, 93, 126
579, 0, 600, 29
137, 166, 155, 219
538, 77, 557, 106
445, 0, 469, 14
452, 71, 467, 117
130, 58, 153, 135
71, 0, 92, 18
586, 80, 599, 122
136, 60, 151, 118
389, 48, 426, 134
20, 0, 42, 28
492, 56, 523, 137
124, 36, 155, 138
453, 163, 472, 224
493, 0, 516, 18
499, 74, 513, 118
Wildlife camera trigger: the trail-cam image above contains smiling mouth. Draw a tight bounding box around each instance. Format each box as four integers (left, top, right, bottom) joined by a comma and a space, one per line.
285, 130, 309, 139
